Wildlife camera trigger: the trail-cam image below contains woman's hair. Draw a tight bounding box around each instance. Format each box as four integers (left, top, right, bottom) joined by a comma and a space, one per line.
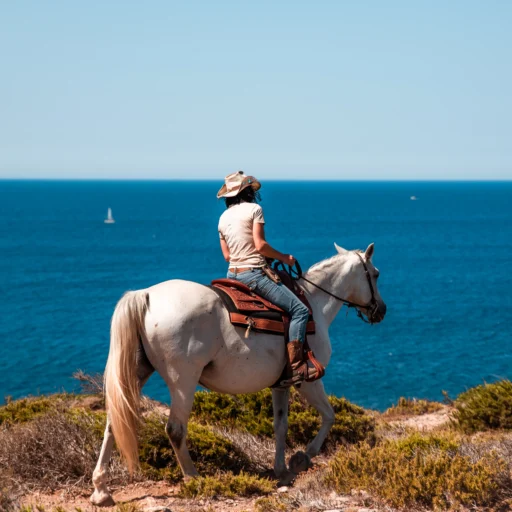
225, 186, 261, 208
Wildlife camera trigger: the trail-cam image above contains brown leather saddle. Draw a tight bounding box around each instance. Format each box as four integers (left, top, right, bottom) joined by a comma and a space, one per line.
209, 268, 325, 386
210, 274, 315, 338
211, 267, 325, 387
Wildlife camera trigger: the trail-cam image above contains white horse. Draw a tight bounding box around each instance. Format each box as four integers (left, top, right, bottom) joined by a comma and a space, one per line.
90, 243, 386, 506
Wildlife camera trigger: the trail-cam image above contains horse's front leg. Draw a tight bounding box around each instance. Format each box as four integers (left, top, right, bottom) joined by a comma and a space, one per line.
271, 387, 294, 484
296, 379, 335, 458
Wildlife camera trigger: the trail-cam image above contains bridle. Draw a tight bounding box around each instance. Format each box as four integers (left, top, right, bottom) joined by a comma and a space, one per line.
285, 254, 380, 324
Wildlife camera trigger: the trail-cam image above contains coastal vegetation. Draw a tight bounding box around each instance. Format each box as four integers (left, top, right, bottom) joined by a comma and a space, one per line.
383, 396, 444, 417
451, 379, 512, 433
2, 378, 512, 511
178, 472, 274, 498
191, 387, 375, 447
327, 432, 510, 510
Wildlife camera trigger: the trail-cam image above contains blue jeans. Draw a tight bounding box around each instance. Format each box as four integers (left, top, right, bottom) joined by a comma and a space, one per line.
227, 268, 310, 343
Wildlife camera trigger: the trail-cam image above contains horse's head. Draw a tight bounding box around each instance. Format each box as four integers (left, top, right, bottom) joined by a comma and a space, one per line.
334, 242, 387, 324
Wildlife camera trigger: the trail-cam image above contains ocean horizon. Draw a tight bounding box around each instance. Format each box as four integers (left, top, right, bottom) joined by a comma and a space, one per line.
1, 179, 511, 410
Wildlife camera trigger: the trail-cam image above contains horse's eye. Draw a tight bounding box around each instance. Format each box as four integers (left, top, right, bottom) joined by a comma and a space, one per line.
374, 271, 380, 279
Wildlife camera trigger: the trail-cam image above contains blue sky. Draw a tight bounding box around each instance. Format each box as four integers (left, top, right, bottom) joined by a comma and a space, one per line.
1, 1, 511, 180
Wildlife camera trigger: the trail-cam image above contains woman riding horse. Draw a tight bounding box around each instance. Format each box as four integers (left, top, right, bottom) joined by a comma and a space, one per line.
217, 171, 318, 385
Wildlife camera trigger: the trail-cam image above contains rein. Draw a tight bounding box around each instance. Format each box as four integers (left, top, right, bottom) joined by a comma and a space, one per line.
281, 254, 378, 324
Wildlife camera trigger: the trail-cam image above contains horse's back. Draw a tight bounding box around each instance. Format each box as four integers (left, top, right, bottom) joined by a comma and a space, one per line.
144, 278, 226, 335
141, 278, 286, 394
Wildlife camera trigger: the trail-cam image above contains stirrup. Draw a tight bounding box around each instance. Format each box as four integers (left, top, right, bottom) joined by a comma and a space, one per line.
278, 359, 323, 388
304, 350, 325, 382
278, 373, 305, 389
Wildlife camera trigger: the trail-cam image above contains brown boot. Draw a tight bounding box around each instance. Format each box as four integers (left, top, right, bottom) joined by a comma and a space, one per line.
281, 340, 320, 387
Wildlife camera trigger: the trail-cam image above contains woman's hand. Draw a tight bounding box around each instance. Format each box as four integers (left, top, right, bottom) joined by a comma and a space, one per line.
283, 254, 296, 267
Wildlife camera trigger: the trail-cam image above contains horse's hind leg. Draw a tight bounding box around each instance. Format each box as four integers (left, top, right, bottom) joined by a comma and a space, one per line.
164, 367, 202, 479
90, 417, 116, 506
90, 345, 154, 506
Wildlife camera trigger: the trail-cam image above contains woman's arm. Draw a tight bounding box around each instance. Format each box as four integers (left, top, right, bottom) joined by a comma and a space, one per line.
220, 239, 230, 262
253, 222, 295, 266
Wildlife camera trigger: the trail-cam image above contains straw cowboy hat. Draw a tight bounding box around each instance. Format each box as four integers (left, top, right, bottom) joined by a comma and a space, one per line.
216, 170, 261, 199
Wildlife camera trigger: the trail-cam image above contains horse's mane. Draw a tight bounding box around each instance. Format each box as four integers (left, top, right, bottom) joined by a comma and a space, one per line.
306, 249, 363, 277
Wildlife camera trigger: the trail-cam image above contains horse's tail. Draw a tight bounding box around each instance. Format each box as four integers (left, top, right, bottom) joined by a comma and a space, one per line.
104, 289, 149, 474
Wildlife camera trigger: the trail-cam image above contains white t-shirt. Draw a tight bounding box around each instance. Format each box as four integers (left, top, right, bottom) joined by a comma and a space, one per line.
218, 202, 266, 268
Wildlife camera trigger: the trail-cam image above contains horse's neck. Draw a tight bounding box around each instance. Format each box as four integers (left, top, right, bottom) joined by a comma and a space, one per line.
301, 256, 353, 327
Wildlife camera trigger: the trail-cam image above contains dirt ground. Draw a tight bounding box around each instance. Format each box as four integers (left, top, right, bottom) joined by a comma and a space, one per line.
388, 405, 452, 431
20, 479, 382, 512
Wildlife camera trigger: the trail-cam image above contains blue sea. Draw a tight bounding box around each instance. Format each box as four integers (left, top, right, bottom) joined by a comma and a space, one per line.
1, 180, 511, 411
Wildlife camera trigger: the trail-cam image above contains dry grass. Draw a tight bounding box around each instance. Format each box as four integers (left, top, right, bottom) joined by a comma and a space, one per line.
72, 370, 104, 396
210, 426, 282, 471
383, 396, 444, 417
0, 409, 129, 495
0, 487, 19, 512
290, 467, 349, 511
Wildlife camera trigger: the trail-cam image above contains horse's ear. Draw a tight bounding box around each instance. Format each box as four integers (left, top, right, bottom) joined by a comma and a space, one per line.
334, 243, 348, 255
364, 243, 375, 261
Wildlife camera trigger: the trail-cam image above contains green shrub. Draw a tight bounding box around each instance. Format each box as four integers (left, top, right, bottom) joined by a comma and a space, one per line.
254, 496, 288, 511
327, 432, 510, 510
0, 395, 69, 426
192, 389, 274, 437
115, 504, 142, 512
384, 397, 443, 417
394, 431, 459, 457
192, 388, 374, 448
65, 408, 107, 442
0, 394, 98, 428
453, 380, 512, 433
179, 471, 274, 498
138, 414, 253, 482
18, 506, 35, 512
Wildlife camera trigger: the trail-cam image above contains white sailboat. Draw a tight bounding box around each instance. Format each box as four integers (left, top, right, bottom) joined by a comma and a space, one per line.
104, 208, 115, 224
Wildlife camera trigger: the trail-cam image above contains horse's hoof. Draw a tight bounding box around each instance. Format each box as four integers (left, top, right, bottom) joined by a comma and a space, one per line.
277, 470, 296, 487
288, 450, 312, 474
90, 490, 115, 507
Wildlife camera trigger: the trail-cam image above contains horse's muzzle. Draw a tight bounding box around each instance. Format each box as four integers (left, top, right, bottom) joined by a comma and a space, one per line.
369, 301, 387, 324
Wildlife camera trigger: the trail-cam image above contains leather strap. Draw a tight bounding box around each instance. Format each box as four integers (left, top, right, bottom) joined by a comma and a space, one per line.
228, 267, 255, 274
230, 312, 315, 335
212, 278, 253, 294
305, 350, 325, 382
212, 280, 285, 313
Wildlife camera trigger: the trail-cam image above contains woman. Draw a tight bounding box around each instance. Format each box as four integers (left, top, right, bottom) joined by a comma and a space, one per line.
217, 171, 317, 385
